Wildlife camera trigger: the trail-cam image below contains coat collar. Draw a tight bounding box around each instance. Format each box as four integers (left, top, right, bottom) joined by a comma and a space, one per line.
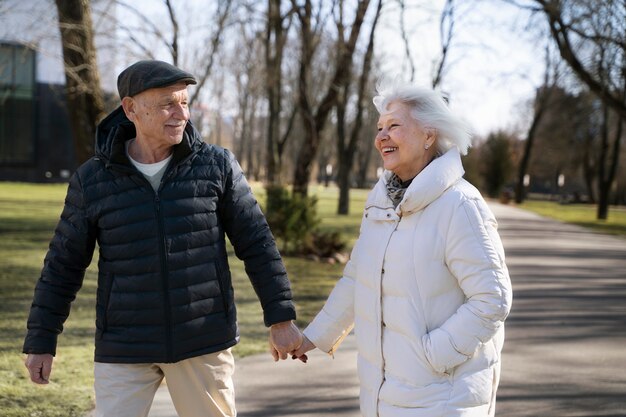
366, 148, 465, 216
95, 105, 202, 169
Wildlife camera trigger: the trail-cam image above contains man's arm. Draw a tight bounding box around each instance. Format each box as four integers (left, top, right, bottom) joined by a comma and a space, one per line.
218, 149, 296, 325
23, 171, 97, 380
218, 149, 297, 355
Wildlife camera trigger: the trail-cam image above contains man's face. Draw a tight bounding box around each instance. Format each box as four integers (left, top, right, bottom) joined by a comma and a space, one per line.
123, 82, 190, 149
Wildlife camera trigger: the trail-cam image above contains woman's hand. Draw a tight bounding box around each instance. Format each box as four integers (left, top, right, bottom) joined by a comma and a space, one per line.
290, 335, 316, 363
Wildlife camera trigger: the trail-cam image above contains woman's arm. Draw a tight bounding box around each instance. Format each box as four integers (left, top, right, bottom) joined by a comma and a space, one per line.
422, 197, 512, 374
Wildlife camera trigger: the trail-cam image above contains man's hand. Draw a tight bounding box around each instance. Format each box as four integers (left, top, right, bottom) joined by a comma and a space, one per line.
269, 321, 303, 361
25, 353, 53, 384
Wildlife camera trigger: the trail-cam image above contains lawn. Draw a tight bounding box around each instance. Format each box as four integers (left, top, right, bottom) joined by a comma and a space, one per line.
518, 200, 626, 237
0, 182, 368, 417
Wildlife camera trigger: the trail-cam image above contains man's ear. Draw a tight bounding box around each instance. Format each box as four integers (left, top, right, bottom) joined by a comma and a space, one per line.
121, 97, 136, 122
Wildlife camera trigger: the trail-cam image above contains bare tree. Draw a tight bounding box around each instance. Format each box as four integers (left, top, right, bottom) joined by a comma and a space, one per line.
188, 0, 233, 106
511, 0, 625, 218
291, 0, 371, 196
431, 0, 455, 88
514, 45, 558, 203
335, 0, 383, 214
265, 0, 297, 185
164, 0, 180, 66
530, 0, 626, 122
114, 0, 233, 106
396, 0, 416, 82
55, 0, 106, 164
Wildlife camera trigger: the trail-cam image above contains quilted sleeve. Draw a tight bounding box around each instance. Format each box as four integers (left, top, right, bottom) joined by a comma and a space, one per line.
303, 244, 358, 354
422, 197, 512, 373
23, 171, 97, 356
219, 149, 296, 327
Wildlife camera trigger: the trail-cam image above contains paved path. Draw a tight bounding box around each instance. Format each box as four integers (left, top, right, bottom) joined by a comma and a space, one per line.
144, 202, 626, 417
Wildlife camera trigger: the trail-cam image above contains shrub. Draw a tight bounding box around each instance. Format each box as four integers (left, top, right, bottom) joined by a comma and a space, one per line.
264, 185, 320, 254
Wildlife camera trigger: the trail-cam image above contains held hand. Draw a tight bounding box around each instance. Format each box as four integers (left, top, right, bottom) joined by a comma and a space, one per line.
25, 353, 53, 384
291, 335, 316, 363
269, 321, 303, 361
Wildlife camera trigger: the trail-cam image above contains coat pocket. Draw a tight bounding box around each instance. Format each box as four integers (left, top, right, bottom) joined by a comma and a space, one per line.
96, 273, 114, 339
215, 261, 230, 316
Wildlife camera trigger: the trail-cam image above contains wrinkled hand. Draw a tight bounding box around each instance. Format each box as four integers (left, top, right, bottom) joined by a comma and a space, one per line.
290, 334, 315, 363
25, 353, 53, 384
269, 321, 303, 362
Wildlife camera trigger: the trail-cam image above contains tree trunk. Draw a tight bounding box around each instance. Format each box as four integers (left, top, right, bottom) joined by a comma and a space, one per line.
582, 132, 597, 204
597, 109, 623, 220
336, 152, 353, 214
515, 90, 548, 203
55, 0, 105, 164
356, 138, 375, 188
336, 0, 382, 214
292, 0, 371, 196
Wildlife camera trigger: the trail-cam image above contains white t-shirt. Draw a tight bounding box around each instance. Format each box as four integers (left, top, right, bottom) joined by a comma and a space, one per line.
126, 140, 172, 191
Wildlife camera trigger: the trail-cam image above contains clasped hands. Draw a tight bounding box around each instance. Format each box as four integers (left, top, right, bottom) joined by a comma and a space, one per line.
269, 321, 315, 363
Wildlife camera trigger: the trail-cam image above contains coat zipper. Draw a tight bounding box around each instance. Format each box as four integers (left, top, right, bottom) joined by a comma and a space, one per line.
375, 214, 401, 413
153, 164, 181, 362
155, 194, 173, 362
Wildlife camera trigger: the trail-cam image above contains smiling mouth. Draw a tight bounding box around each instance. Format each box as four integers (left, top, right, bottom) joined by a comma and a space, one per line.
382, 146, 398, 154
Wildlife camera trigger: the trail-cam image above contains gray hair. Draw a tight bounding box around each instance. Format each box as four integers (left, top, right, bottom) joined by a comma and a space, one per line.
373, 83, 472, 155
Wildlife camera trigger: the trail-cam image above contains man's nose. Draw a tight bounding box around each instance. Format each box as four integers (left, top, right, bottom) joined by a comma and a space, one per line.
173, 104, 189, 120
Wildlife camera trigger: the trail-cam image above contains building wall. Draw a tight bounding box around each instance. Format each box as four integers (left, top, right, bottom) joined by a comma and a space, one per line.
0, 83, 76, 182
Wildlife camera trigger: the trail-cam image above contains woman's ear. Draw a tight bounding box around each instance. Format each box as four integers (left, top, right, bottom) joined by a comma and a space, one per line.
425, 127, 437, 149
121, 97, 136, 122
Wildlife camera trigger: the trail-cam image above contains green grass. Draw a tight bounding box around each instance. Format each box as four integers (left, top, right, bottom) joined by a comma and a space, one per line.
518, 200, 626, 237
0, 182, 368, 416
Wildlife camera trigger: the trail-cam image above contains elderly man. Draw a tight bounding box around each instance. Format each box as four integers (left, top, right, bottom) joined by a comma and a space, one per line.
23, 60, 302, 417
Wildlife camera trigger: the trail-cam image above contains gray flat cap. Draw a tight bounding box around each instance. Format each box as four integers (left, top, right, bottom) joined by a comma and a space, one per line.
117, 60, 197, 98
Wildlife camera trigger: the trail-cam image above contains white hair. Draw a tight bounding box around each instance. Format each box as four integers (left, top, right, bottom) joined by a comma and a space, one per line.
373, 82, 472, 155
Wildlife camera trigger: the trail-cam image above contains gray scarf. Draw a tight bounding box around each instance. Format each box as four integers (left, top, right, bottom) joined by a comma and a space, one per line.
386, 173, 413, 208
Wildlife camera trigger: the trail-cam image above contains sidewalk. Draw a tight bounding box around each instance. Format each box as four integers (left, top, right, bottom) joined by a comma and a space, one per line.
144, 202, 626, 416
148, 333, 359, 417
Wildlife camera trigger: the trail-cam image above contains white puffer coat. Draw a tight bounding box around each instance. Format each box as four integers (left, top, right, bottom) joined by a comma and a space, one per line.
304, 148, 512, 417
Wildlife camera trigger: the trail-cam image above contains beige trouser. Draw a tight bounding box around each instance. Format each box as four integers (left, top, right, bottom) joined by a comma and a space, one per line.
94, 349, 236, 417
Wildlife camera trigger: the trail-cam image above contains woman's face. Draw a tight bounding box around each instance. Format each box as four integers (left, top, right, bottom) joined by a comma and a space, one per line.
375, 101, 436, 181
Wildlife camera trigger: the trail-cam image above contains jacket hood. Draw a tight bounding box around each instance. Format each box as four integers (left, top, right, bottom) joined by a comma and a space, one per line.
95, 105, 204, 164
367, 148, 465, 214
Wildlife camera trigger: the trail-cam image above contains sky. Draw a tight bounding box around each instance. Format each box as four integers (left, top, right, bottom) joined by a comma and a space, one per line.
1, 0, 545, 139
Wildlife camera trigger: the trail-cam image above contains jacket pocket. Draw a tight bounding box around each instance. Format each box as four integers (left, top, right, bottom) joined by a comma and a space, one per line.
215, 261, 230, 316
96, 273, 114, 339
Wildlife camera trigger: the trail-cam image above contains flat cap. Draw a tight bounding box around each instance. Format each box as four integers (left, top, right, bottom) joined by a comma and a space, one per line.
117, 60, 197, 98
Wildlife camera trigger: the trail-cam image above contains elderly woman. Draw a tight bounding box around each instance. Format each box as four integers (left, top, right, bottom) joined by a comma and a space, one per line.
292, 84, 513, 417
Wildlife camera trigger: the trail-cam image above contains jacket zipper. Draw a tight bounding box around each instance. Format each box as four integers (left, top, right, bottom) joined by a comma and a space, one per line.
155, 194, 173, 362
154, 165, 181, 362
375, 214, 401, 412
107, 154, 187, 362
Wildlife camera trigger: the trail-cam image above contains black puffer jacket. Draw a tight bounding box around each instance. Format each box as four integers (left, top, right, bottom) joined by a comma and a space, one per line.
23, 106, 296, 363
